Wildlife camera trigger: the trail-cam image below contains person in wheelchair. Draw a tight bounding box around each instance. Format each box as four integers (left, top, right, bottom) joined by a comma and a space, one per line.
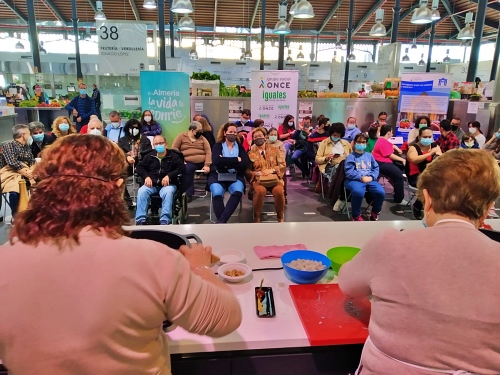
135, 135, 185, 225
345, 133, 385, 222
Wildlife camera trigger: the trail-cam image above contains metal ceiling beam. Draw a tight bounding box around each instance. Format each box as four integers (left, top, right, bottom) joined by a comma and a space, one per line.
386, 3, 418, 35
318, 0, 344, 34
2, 0, 28, 23
440, 0, 462, 32
87, 0, 97, 12
213, 0, 218, 29
416, 11, 449, 39
42, 0, 69, 26
470, 0, 500, 12
249, 0, 261, 29
352, 0, 385, 36
128, 0, 141, 20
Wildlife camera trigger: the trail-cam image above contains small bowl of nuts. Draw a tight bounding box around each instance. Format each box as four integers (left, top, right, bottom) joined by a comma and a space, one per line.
218, 262, 252, 283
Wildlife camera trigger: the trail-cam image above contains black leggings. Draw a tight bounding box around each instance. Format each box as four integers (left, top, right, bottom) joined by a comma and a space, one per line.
407, 174, 422, 210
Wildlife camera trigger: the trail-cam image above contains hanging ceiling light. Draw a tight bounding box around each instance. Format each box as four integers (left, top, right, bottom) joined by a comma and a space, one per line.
297, 45, 304, 59
289, 0, 298, 15
443, 49, 451, 63
402, 48, 410, 62
418, 53, 426, 66
244, 49, 252, 59
411, 38, 417, 49
286, 49, 293, 62
82, 27, 91, 41
178, 14, 195, 31
460, 40, 469, 47
39, 42, 47, 54
274, 3, 291, 34
15, 39, 24, 49
171, 0, 193, 13
457, 12, 474, 40
335, 35, 342, 49
190, 50, 199, 60
430, 0, 440, 21
94, 1, 106, 20
189, 41, 197, 57
411, 0, 432, 25
143, 0, 157, 9
347, 45, 356, 61
369, 9, 387, 37
293, 0, 315, 19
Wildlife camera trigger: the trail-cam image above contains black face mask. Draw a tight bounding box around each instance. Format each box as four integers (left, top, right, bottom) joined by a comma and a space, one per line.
226, 134, 237, 142
254, 138, 266, 146
194, 132, 203, 139
451, 125, 459, 131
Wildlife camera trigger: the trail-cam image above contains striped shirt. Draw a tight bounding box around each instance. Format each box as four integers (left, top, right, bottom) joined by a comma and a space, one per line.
0, 140, 35, 171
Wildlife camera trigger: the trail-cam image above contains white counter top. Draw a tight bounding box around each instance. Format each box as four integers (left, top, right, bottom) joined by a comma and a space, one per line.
125, 220, 500, 355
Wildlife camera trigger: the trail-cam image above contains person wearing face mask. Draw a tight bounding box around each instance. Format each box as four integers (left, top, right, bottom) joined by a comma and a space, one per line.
141, 110, 162, 138
277, 115, 296, 159
0, 124, 36, 218
246, 127, 286, 223
172, 122, 212, 202
436, 119, 460, 153
86, 116, 104, 136
407, 115, 431, 146
344, 133, 385, 221
234, 109, 254, 134
406, 127, 442, 219
467, 121, 486, 148
91, 84, 102, 121
451, 117, 465, 140
291, 117, 313, 178
208, 123, 250, 224
343, 117, 361, 143
51, 116, 76, 140
460, 134, 479, 149
315, 123, 352, 176
28, 121, 54, 158
65, 82, 96, 132
135, 135, 185, 225
104, 110, 126, 143
339, 149, 500, 375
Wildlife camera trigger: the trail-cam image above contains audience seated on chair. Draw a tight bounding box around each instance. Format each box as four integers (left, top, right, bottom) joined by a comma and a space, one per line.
366, 126, 379, 153
407, 116, 431, 146
105, 110, 126, 143
343, 117, 361, 143
0, 124, 36, 216
135, 135, 185, 225
208, 123, 249, 224
372, 124, 407, 206
291, 116, 312, 178
172, 121, 212, 202
460, 133, 480, 149
267, 127, 286, 159
246, 127, 286, 223
50, 116, 76, 141
118, 119, 152, 209
198, 116, 215, 149
344, 133, 385, 221
436, 119, 460, 153
277, 115, 296, 157
28, 121, 54, 158
406, 127, 442, 219
315, 122, 352, 178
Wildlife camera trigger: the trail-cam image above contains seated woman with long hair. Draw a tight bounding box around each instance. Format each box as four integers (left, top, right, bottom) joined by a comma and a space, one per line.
0, 135, 241, 373
246, 127, 286, 223
208, 122, 250, 223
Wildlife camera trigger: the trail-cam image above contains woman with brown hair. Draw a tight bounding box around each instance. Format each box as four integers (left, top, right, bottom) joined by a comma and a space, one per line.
340, 149, 500, 374
246, 127, 286, 222
0, 135, 241, 374
198, 116, 215, 148
50, 115, 76, 140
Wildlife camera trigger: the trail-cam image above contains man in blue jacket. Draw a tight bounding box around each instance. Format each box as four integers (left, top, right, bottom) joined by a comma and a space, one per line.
65, 83, 96, 132
104, 110, 126, 143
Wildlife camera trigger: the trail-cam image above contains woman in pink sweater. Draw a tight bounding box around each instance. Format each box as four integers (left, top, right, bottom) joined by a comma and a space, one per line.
0, 135, 241, 374
339, 149, 500, 374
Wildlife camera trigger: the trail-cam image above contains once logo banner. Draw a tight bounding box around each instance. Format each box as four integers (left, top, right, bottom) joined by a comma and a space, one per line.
251, 70, 299, 129
97, 21, 149, 75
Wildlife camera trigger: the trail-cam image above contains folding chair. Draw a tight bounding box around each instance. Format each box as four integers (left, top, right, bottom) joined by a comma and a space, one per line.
403, 174, 419, 214
252, 191, 280, 222
209, 192, 243, 223
320, 164, 338, 200
343, 184, 373, 220
193, 170, 208, 198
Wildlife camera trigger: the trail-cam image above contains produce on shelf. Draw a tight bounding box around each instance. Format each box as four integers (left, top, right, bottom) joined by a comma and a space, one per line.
350, 92, 360, 98
384, 89, 400, 98
118, 109, 142, 119
19, 99, 39, 107
298, 90, 317, 98
370, 83, 384, 93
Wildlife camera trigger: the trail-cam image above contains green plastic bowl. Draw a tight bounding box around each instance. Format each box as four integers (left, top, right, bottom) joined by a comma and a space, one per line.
327, 246, 361, 273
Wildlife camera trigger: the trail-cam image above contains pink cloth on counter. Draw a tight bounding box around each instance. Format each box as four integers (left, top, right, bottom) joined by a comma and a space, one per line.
254, 244, 308, 259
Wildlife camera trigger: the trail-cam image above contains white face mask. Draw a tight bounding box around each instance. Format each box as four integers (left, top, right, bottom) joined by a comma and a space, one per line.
288, 122, 294, 127
110, 122, 120, 129
465, 141, 475, 148
130, 128, 140, 136
144, 116, 152, 123
241, 118, 248, 124
27, 135, 33, 146
469, 127, 477, 134
89, 128, 101, 135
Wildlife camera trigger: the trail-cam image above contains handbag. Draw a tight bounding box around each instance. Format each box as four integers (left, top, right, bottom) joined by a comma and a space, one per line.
259, 173, 279, 187
217, 172, 237, 182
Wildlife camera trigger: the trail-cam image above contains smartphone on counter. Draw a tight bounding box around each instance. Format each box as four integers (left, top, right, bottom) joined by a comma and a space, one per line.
255, 287, 276, 318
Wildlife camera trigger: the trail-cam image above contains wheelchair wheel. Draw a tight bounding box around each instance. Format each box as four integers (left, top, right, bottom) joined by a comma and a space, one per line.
180, 192, 188, 223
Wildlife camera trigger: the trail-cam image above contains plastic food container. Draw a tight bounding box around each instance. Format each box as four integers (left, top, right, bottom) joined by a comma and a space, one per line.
281, 250, 331, 284
326, 246, 360, 274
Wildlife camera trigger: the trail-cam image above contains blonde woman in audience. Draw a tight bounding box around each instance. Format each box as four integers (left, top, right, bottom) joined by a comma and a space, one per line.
50, 116, 76, 141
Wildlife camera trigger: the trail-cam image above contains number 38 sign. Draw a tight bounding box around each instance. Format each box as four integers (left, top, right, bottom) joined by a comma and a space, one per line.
97, 21, 149, 75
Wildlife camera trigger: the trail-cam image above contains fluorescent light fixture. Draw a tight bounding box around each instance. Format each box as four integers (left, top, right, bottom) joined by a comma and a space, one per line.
171, 0, 193, 14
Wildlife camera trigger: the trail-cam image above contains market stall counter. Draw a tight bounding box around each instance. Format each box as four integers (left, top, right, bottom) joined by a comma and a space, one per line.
14, 107, 69, 129
0, 114, 17, 143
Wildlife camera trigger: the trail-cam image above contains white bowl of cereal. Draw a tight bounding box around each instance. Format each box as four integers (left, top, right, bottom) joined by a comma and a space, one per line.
218, 262, 252, 283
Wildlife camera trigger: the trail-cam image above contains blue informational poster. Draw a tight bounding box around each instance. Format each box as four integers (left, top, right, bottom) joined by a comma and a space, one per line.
395, 73, 453, 143
140, 71, 190, 144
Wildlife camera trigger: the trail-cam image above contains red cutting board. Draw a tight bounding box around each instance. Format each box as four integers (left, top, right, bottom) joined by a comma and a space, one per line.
289, 284, 369, 346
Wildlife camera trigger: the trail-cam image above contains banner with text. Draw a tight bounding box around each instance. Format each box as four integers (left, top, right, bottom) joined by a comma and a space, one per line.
140, 71, 190, 144
396, 72, 453, 141
228, 101, 244, 123
251, 70, 299, 129
97, 21, 149, 74
298, 101, 313, 124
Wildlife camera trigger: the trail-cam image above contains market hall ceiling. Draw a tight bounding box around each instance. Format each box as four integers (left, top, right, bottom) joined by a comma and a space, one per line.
0, 0, 498, 42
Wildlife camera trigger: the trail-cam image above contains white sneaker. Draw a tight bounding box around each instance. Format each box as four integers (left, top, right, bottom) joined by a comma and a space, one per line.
396, 199, 409, 206
488, 208, 499, 218
333, 199, 346, 212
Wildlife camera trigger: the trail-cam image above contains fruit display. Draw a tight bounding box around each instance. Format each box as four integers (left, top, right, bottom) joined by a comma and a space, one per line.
370, 83, 384, 93
316, 91, 363, 99
118, 109, 142, 119
298, 90, 317, 98
384, 89, 400, 98
19, 99, 39, 107
399, 119, 411, 129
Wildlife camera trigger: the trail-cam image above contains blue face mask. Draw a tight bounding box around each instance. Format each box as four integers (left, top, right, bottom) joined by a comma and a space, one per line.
420, 138, 433, 146
155, 144, 165, 153
355, 143, 367, 151
331, 136, 340, 142
496, 132, 500, 139
79, 89, 87, 95
59, 123, 70, 132
32, 133, 44, 142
